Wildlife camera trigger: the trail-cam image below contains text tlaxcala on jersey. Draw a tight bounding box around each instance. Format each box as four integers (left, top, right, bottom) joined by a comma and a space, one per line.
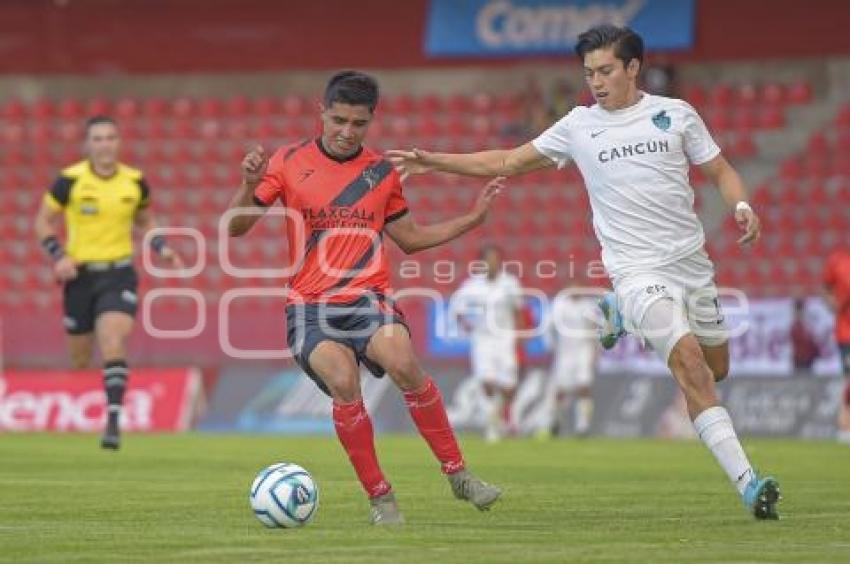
253, 139, 409, 305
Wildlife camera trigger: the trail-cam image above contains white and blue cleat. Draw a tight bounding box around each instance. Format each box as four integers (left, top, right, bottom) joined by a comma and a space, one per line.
742, 474, 781, 520
597, 291, 626, 350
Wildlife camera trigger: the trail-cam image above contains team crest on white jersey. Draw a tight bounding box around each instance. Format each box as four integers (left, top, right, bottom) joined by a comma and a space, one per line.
652, 110, 671, 131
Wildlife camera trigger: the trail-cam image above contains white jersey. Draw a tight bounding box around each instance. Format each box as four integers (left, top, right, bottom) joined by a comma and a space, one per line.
452, 272, 522, 346
532, 93, 720, 277
547, 294, 598, 359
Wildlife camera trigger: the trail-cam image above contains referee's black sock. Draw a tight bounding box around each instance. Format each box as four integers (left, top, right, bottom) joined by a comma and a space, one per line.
103, 360, 128, 431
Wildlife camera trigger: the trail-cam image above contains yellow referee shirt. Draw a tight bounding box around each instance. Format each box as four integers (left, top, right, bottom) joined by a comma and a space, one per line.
44, 160, 150, 263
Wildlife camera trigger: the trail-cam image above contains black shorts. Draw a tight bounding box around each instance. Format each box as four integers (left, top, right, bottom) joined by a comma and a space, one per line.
285, 294, 408, 396
840, 343, 850, 377
63, 264, 138, 335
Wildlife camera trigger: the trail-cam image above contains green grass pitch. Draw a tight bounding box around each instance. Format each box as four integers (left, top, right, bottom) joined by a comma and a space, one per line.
1, 434, 849, 563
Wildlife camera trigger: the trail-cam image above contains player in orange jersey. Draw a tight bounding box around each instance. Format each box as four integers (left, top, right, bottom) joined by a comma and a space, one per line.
226, 71, 503, 525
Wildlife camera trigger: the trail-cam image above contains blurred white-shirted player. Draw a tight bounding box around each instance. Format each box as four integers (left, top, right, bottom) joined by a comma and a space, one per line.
453, 245, 523, 442
390, 24, 781, 519
544, 284, 599, 437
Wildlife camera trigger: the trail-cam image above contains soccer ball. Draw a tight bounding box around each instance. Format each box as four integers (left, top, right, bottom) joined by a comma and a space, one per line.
249, 462, 319, 528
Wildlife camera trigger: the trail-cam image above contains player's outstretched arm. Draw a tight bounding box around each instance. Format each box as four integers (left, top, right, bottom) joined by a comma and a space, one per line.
227, 145, 270, 237
34, 199, 78, 282
384, 177, 504, 254
701, 154, 761, 245
134, 207, 184, 269
387, 142, 552, 179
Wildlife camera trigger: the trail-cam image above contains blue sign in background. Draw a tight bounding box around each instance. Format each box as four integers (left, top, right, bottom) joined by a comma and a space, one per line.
425, 0, 695, 57
427, 297, 550, 358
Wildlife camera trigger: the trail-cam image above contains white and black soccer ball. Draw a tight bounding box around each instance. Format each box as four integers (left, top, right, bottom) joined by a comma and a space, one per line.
249, 462, 319, 528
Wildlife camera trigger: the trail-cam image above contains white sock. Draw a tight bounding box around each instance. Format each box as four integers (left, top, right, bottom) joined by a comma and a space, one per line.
575, 398, 593, 434
693, 406, 754, 495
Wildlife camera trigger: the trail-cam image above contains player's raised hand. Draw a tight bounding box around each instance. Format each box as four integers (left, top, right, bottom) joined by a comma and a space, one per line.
386, 148, 434, 179
470, 176, 505, 224
53, 255, 78, 283
242, 145, 269, 186
735, 204, 761, 245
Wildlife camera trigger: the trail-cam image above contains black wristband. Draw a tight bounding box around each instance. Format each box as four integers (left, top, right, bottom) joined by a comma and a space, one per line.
41, 235, 65, 261
150, 235, 166, 255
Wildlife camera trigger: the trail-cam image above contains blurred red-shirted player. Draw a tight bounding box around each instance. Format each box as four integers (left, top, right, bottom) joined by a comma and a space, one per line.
225, 71, 503, 525
823, 248, 850, 442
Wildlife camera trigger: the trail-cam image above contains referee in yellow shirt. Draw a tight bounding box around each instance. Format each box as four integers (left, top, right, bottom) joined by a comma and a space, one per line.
34, 116, 183, 449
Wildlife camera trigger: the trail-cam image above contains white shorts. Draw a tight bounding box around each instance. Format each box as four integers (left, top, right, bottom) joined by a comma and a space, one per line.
612, 249, 728, 363
551, 347, 595, 390
471, 340, 518, 389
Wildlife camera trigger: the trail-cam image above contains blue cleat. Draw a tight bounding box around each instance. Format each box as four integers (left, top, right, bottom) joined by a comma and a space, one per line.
597, 291, 625, 350
742, 474, 781, 520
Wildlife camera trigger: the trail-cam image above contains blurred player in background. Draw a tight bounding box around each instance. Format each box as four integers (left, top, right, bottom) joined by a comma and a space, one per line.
823, 247, 850, 442
226, 71, 502, 525
390, 25, 782, 519
33, 116, 182, 450
542, 280, 599, 438
453, 244, 524, 442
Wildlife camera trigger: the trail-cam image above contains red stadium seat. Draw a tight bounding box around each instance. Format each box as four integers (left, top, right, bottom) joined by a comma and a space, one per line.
281, 95, 305, 118
470, 93, 494, 114
835, 104, 850, 127
807, 133, 829, 152
226, 95, 251, 117
1, 122, 25, 144
30, 99, 55, 120
733, 108, 758, 131
779, 157, 804, 181
1, 99, 26, 120
732, 133, 757, 158
255, 96, 281, 117
114, 98, 140, 120
86, 97, 112, 116
759, 106, 785, 129
142, 97, 168, 118
198, 97, 224, 118
446, 94, 472, 114
198, 118, 223, 141
58, 121, 83, 143
787, 81, 812, 104
736, 83, 759, 107
57, 99, 84, 120
250, 119, 276, 140
384, 94, 415, 115
2, 146, 28, 167
683, 85, 707, 108
709, 84, 734, 109
171, 97, 195, 119
760, 83, 786, 106
707, 110, 732, 133
172, 120, 196, 140
118, 120, 141, 141
418, 94, 443, 114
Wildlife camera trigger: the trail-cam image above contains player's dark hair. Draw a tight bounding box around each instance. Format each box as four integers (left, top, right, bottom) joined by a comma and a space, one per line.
575, 25, 644, 71
324, 71, 379, 113
84, 115, 117, 135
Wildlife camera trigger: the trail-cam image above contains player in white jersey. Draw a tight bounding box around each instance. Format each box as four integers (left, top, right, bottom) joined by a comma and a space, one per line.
543, 284, 599, 437
389, 25, 780, 520
452, 245, 523, 442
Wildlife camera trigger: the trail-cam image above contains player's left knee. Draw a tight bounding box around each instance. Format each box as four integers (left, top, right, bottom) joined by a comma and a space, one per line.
384, 355, 424, 390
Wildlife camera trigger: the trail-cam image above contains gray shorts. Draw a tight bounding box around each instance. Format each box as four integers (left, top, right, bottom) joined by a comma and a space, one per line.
285, 294, 408, 396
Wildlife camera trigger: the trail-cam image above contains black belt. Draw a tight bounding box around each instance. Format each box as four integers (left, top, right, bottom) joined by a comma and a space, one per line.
79, 258, 133, 272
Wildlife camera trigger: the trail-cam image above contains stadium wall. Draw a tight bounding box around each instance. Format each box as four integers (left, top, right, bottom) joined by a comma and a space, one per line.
1, 0, 849, 74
